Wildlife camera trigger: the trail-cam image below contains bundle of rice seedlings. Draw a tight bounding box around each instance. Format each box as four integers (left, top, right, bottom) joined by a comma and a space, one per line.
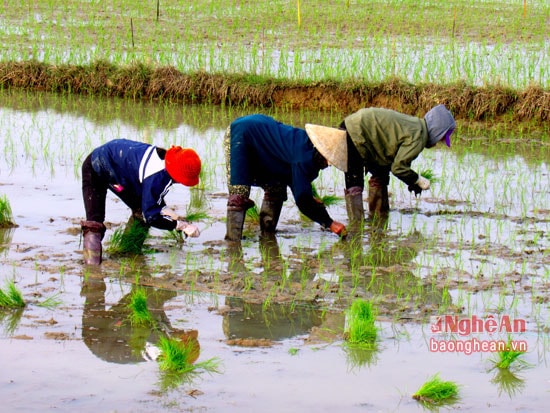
344, 299, 378, 344
312, 183, 342, 206
491, 338, 529, 370
0, 195, 15, 228
412, 373, 460, 405
420, 169, 439, 183
107, 218, 150, 255
127, 287, 154, 327
0, 280, 25, 308
158, 333, 220, 375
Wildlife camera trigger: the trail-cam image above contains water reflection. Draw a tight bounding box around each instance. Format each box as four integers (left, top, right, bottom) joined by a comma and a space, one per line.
0, 307, 24, 336
222, 296, 324, 341
490, 368, 526, 399
343, 342, 380, 370
0, 227, 15, 256
332, 223, 452, 312
80, 277, 199, 364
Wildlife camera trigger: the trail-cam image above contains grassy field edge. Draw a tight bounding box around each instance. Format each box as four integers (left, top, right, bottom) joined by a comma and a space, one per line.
1, 60, 549, 135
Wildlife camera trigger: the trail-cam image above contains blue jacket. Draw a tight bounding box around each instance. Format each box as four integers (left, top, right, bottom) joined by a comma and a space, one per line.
229, 114, 332, 228
91, 139, 176, 230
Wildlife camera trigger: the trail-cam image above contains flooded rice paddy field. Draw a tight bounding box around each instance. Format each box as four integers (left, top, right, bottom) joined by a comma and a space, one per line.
0, 90, 549, 412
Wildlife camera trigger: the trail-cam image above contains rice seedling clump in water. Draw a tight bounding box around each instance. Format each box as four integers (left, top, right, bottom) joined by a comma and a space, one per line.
344, 299, 378, 344
0, 280, 25, 308
491, 337, 529, 370
127, 287, 154, 327
412, 373, 460, 405
0, 195, 15, 228
107, 218, 150, 255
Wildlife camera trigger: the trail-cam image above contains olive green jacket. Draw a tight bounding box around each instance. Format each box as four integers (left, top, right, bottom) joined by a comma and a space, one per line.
344, 108, 428, 185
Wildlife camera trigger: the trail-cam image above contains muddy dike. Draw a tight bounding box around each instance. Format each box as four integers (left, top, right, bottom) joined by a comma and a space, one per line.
0, 60, 549, 134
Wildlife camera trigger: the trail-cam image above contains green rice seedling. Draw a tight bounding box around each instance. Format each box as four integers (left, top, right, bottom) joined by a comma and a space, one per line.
246, 205, 260, 224
36, 293, 62, 309
420, 169, 439, 184
311, 184, 342, 206
288, 347, 299, 356
107, 218, 150, 255
0, 195, 15, 228
185, 211, 209, 222
344, 299, 377, 344
412, 373, 460, 405
127, 287, 155, 327
490, 338, 529, 370
0, 280, 25, 309
157, 334, 221, 375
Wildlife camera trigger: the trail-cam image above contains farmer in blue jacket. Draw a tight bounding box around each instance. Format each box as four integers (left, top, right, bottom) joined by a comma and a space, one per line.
224, 114, 347, 241
81, 139, 202, 265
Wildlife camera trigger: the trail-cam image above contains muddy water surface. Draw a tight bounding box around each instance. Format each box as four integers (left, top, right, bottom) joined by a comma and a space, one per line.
0, 90, 549, 412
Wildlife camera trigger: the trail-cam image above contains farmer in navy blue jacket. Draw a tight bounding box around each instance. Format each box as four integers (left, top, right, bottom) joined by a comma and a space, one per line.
224, 114, 347, 241
81, 139, 201, 265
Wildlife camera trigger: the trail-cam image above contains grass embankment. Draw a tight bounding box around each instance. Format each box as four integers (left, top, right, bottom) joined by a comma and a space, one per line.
0, 1, 549, 132
1, 60, 548, 129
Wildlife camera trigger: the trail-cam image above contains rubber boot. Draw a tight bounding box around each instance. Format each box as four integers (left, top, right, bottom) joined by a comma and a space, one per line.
259, 199, 284, 234
225, 207, 247, 242
81, 220, 106, 265
225, 195, 254, 242
368, 179, 390, 220
344, 186, 365, 224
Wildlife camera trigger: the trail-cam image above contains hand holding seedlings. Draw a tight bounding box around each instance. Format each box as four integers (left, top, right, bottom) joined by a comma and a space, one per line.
176, 220, 200, 238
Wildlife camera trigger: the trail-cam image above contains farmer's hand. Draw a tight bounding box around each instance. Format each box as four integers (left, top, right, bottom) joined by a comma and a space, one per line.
329, 221, 347, 237
176, 220, 200, 237
408, 183, 423, 197
416, 176, 430, 190
161, 207, 179, 220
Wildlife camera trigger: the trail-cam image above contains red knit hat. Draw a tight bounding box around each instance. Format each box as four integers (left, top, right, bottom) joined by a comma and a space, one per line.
165, 146, 201, 187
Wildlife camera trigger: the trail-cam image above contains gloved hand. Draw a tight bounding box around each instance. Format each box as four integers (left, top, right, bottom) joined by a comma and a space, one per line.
408, 183, 423, 197
416, 176, 430, 190
329, 221, 347, 237
176, 220, 200, 237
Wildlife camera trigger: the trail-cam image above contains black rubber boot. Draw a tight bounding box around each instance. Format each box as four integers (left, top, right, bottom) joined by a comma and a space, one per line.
81, 220, 106, 265
259, 199, 284, 234
225, 195, 254, 242
344, 186, 365, 224
225, 207, 246, 242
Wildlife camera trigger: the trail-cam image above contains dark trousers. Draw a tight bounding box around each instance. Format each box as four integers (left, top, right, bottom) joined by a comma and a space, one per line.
82, 154, 144, 225
82, 154, 107, 223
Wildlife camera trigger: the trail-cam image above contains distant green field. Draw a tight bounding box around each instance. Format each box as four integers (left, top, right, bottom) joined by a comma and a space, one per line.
3, 1, 549, 88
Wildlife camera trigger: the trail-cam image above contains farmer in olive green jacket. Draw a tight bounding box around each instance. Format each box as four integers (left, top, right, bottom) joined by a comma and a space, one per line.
340, 104, 456, 221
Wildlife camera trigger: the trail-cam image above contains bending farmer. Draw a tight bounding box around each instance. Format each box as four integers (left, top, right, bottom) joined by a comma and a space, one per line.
341, 104, 456, 222
81, 139, 202, 265
224, 114, 347, 241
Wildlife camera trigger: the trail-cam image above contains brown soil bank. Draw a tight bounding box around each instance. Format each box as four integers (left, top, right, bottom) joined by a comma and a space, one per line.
1, 60, 549, 129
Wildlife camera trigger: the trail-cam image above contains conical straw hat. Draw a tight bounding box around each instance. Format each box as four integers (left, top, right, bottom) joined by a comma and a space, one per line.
305, 124, 348, 172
